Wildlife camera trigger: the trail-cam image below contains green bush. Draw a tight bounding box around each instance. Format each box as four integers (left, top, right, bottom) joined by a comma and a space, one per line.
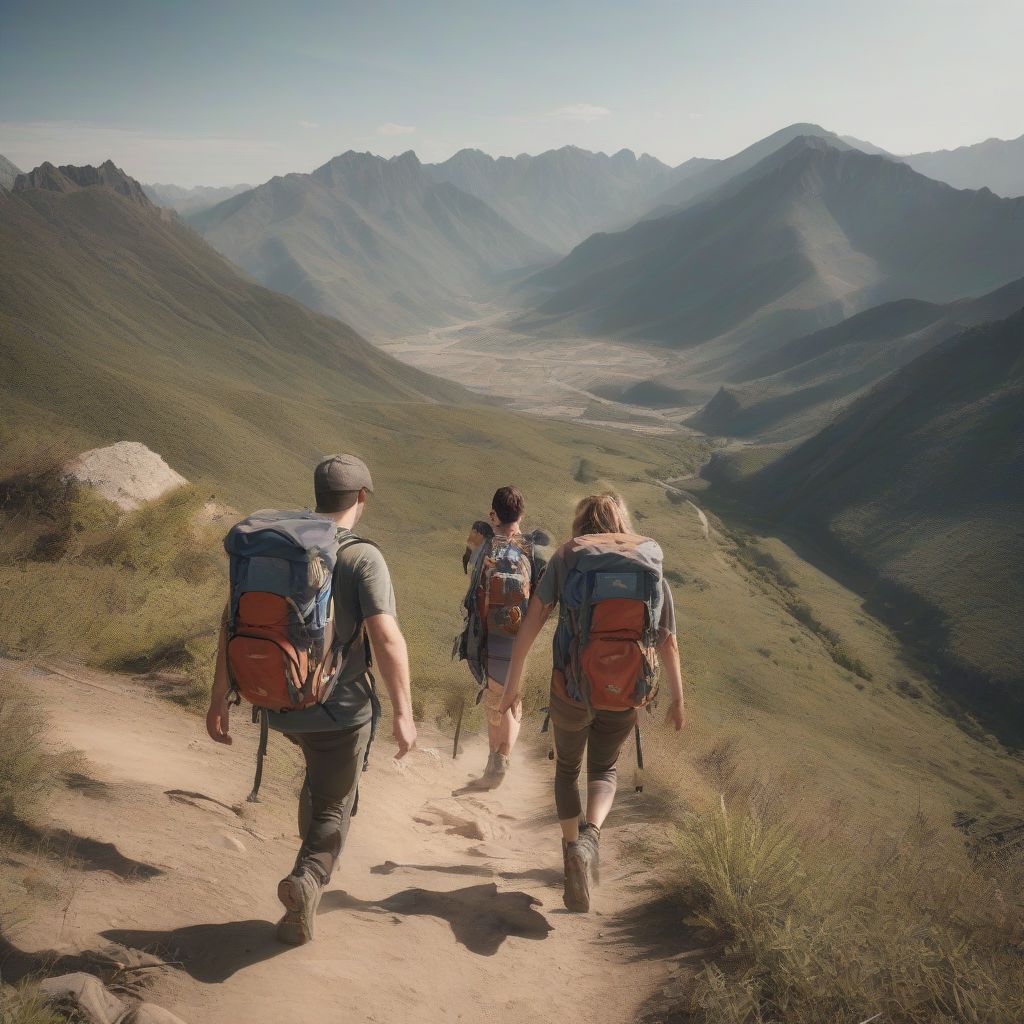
0, 985, 65, 1024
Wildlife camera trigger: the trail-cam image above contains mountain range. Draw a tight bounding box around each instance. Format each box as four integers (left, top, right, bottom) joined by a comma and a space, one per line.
0, 159, 464, 487
143, 181, 253, 216
519, 136, 1024, 357
901, 133, 1024, 199
425, 145, 683, 251
731, 308, 1024, 733
191, 150, 553, 338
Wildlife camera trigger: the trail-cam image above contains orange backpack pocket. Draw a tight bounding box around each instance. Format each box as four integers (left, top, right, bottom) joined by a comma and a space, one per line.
582, 598, 647, 710
228, 592, 311, 710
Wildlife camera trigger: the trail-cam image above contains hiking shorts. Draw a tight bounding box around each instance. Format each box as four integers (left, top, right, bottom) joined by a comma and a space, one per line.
482, 678, 523, 728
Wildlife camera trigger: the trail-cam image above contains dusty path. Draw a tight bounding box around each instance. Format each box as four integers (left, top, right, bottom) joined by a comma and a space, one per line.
9, 662, 687, 1024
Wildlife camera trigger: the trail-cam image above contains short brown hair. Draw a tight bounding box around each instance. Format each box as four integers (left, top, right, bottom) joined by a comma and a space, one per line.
571, 492, 633, 537
491, 486, 525, 526
316, 490, 361, 514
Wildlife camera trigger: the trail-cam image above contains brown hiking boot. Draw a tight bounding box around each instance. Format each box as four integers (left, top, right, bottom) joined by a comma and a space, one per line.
577, 823, 601, 885
276, 870, 323, 945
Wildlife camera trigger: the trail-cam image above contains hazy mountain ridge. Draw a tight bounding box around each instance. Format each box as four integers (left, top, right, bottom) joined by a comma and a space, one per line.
143, 180, 253, 215
901, 133, 1024, 198
426, 145, 681, 251
689, 274, 1024, 441
0, 155, 21, 190
520, 137, 1024, 357
729, 308, 1024, 732
193, 149, 554, 338
15, 159, 151, 205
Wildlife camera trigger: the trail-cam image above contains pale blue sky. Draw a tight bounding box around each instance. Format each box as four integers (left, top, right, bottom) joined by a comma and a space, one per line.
1, 0, 1021, 186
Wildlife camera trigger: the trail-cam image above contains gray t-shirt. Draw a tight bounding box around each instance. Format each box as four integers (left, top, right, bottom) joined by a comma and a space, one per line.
268, 527, 396, 734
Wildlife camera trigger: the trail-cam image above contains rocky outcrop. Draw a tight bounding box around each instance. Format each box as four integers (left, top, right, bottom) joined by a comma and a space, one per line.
63, 441, 188, 510
14, 160, 152, 205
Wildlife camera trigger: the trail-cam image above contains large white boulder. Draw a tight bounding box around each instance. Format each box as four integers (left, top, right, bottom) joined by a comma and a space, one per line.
63, 441, 188, 510
38, 973, 126, 1024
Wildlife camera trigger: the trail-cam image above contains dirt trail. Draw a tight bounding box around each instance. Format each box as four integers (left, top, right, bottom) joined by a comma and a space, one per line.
10, 663, 689, 1023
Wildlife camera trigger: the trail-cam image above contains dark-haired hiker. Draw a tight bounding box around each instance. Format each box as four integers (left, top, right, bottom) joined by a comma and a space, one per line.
501, 492, 685, 911
457, 486, 548, 787
206, 454, 416, 944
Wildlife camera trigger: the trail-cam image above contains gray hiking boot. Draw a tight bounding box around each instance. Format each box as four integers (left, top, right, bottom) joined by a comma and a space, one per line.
481, 751, 511, 788
563, 823, 601, 912
276, 870, 323, 945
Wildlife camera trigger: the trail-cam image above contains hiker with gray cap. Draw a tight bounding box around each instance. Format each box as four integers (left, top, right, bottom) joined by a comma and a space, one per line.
207, 453, 416, 945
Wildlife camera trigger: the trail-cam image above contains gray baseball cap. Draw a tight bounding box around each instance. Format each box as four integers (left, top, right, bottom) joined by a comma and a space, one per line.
314, 453, 374, 496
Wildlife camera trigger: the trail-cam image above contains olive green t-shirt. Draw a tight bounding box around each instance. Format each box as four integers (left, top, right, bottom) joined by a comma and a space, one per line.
267, 526, 396, 734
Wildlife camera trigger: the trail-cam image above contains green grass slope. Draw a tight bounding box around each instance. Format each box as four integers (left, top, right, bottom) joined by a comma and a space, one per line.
735, 309, 1024, 737
689, 275, 1024, 441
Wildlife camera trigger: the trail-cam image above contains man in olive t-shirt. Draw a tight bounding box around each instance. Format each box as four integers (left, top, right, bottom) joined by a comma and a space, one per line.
206, 454, 416, 945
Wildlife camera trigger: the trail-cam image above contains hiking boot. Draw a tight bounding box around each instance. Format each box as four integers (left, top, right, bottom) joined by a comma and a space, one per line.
577, 822, 601, 885
481, 751, 511, 788
276, 870, 323, 945
562, 838, 591, 912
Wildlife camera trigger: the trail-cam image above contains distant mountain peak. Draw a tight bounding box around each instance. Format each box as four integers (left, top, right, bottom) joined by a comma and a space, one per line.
14, 160, 151, 205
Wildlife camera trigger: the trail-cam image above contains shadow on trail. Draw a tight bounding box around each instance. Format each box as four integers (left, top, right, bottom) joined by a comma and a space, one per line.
6, 821, 163, 880
371, 860, 495, 878
102, 920, 284, 983
323, 883, 551, 956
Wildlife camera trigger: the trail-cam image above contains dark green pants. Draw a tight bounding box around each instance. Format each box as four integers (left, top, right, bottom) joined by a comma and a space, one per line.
286, 722, 371, 885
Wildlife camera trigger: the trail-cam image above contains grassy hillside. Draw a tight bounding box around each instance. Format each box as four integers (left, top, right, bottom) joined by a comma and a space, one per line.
729, 310, 1024, 739
689, 275, 1024, 441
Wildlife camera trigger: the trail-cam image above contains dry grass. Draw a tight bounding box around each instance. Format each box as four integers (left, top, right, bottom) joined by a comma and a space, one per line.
0, 985, 66, 1024
0, 464, 223, 697
0, 671, 81, 826
676, 753, 1024, 1024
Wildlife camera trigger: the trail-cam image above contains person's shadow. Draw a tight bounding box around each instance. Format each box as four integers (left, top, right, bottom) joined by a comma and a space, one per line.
102, 882, 551, 979
102, 919, 284, 983
322, 883, 551, 957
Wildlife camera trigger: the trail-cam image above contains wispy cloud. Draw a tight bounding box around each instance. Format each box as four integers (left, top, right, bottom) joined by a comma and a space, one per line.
297, 119, 318, 129
376, 122, 416, 136
547, 103, 611, 123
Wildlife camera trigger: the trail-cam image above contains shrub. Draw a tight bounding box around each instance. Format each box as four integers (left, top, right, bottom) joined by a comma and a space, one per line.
677, 794, 1024, 1023
0, 671, 77, 824
571, 456, 595, 483
0, 985, 65, 1024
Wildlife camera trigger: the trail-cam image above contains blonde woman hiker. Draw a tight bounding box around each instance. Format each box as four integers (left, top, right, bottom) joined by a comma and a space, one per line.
456, 486, 549, 787
500, 492, 686, 911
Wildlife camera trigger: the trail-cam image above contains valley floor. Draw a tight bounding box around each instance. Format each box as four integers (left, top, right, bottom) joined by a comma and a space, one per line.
4, 661, 698, 1024
379, 312, 701, 434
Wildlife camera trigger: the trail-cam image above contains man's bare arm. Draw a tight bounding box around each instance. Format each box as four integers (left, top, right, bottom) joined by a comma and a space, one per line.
206, 604, 233, 744
365, 612, 417, 758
